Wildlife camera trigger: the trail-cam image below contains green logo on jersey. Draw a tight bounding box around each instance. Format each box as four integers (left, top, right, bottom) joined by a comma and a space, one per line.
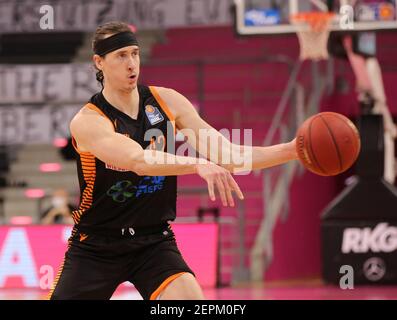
106, 180, 135, 203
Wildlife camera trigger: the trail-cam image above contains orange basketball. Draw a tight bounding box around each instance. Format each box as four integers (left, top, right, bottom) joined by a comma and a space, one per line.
296, 112, 361, 176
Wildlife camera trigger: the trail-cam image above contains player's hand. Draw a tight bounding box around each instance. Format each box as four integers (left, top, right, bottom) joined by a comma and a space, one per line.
289, 138, 299, 160
195, 162, 244, 207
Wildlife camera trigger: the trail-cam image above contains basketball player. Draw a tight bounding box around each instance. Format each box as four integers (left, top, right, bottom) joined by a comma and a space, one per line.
328, 0, 397, 183
48, 22, 298, 300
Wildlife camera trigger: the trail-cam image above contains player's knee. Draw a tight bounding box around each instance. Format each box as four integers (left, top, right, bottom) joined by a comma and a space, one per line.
160, 273, 204, 300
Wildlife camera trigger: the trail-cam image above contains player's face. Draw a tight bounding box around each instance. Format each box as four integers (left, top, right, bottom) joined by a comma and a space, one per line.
96, 45, 140, 92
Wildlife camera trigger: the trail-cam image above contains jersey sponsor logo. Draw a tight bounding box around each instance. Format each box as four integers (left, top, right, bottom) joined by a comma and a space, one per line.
145, 105, 164, 125
107, 180, 135, 203
79, 233, 88, 242
342, 223, 397, 253
135, 176, 165, 197
106, 176, 166, 203
105, 163, 129, 172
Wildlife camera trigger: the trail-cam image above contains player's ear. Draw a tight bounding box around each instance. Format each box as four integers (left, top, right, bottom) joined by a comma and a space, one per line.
93, 54, 103, 70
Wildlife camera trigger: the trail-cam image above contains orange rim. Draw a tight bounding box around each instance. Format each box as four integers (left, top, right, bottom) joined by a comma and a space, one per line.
291, 12, 335, 31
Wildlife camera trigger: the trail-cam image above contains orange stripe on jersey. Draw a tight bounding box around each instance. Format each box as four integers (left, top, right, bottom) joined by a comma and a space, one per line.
82, 170, 95, 175
73, 152, 96, 224
47, 227, 78, 300
149, 86, 176, 135
80, 165, 96, 169
47, 258, 65, 300
82, 169, 96, 173
84, 185, 94, 192
81, 162, 95, 166
82, 174, 95, 178
81, 164, 95, 168
81, 155, 96, 160
81, 194, 92, 201
82, 164, 95, 169
81, 196, 92, 203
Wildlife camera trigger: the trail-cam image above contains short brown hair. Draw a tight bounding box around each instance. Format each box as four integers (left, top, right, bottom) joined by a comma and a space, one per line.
92, 21, 132, 87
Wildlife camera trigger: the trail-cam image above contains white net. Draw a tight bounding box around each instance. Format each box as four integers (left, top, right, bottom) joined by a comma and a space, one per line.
291, 13, 335, 61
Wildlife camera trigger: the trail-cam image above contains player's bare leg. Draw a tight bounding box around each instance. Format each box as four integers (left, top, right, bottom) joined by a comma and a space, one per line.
158, 273, 205, 300
343, 35, 396, 184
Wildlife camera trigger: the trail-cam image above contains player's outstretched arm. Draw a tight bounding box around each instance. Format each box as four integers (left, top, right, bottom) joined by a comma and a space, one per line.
70, 106, 243, 206
155, 87, 298, 173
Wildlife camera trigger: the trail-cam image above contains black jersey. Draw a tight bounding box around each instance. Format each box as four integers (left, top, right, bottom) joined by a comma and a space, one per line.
71, 85, 177, 230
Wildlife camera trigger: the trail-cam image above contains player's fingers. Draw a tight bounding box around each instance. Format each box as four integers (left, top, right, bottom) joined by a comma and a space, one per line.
227, 173, 244, 200
207, 179, 216, 201
215, 176, 228, 206
221, 174, 234, 207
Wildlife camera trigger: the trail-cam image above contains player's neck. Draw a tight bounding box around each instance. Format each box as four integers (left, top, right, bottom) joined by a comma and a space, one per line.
102, 86, 139, 119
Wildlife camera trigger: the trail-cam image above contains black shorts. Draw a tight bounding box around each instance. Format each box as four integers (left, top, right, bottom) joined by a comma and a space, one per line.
48, 225, 194, 300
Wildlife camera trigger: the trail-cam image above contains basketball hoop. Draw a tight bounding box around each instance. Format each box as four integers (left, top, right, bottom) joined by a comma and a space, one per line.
291, 12, 335, 61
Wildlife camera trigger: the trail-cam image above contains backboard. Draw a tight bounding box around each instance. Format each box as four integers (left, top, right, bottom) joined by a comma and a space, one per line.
234, 0, 397, 35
